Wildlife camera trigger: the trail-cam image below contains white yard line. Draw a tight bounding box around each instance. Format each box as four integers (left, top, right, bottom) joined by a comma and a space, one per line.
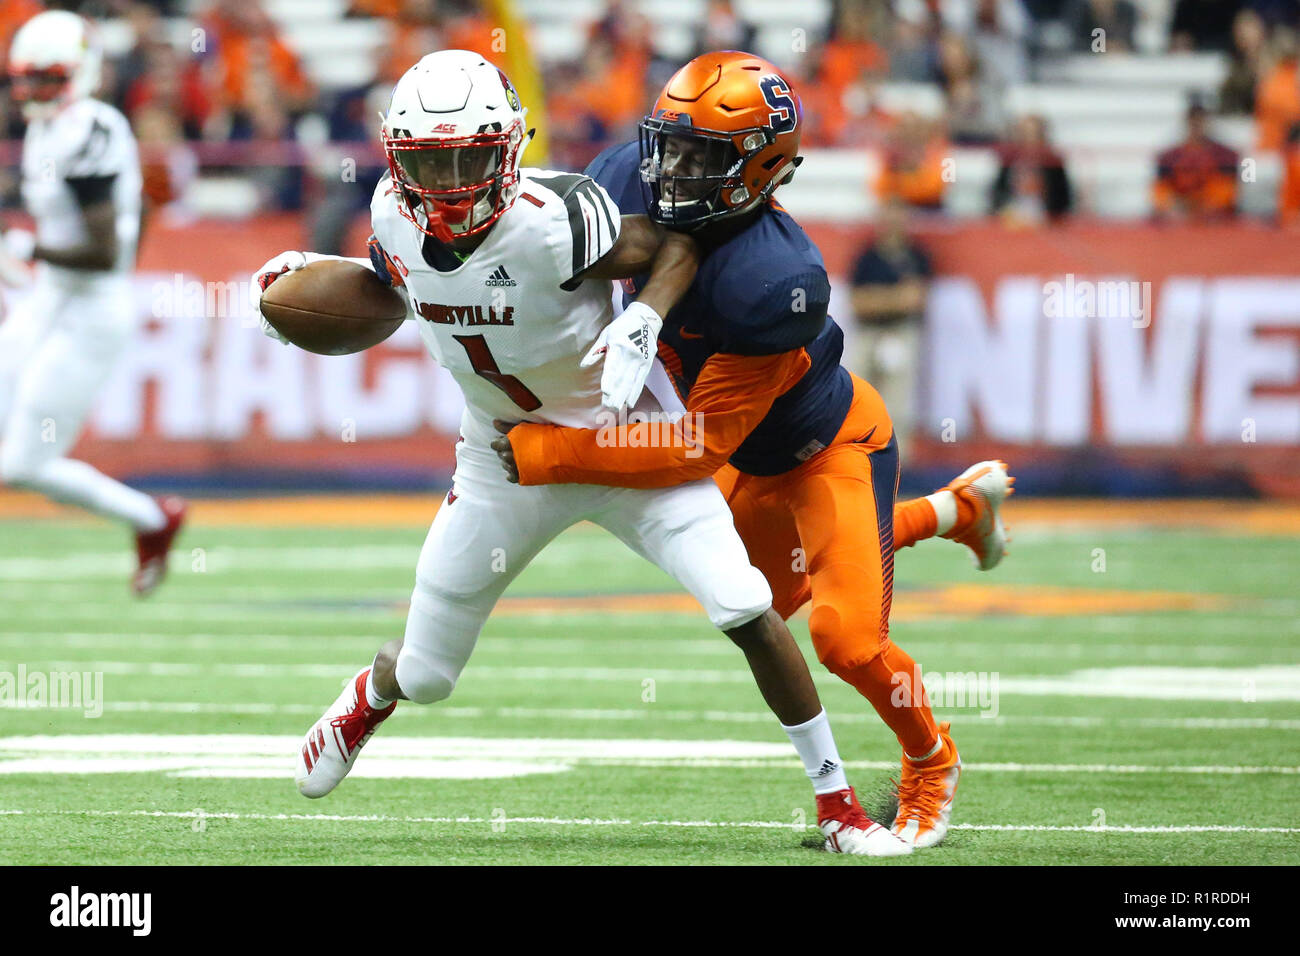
3, 660, 1298, 701
3, 699, 1298, 731
0, 537, 610, 580
0, 735, 1293, 776
0, 807, 1295, 835
2, 631, 1294, 662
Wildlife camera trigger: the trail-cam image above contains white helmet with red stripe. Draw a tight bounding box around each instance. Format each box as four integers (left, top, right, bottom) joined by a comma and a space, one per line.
8, 10, 102, 121
380, 50, 530, 244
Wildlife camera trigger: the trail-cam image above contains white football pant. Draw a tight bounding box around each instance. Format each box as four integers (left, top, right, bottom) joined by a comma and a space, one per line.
0, 277, 164, 530
394, 412, 772, 704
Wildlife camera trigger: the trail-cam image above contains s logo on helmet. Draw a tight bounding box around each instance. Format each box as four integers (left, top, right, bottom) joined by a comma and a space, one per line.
759, 74, 797, 134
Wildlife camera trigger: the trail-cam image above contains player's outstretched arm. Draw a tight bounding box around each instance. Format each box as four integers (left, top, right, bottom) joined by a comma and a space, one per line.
495, 348, 811, 488
573, 216, 699, 410
579, 215, 699, 317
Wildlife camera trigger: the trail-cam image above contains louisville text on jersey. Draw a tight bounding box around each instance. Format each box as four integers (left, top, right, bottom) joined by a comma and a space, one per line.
413, 300, 515, 327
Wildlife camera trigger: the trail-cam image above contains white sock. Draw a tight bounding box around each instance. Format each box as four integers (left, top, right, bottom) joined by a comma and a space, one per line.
364, 667, 394, 710
781, 708, 850, 795
926, 490, 958, 535
21, 458, 166, 531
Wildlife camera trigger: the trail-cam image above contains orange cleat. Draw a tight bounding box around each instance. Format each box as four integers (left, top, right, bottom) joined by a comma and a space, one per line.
132, 495, 187, 597
940, 460, 1014, 570
892, 721, 961, 848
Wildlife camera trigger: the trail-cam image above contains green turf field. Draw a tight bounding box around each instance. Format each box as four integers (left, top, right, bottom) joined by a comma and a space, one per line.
0, 505, 1296, 865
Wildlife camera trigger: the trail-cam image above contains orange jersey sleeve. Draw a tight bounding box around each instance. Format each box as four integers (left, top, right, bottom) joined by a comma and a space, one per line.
509, 349, 812, 488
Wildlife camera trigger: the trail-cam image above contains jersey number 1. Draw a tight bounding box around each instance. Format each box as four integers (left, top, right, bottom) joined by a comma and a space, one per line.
452, 334, 542, 412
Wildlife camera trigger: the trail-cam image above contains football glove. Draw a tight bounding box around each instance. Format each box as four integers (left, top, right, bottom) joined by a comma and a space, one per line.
249, 250, 309, 344
580, 301, 663, 411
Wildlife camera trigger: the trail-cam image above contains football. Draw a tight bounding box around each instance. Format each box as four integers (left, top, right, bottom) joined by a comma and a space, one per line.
259, 259, 407, 355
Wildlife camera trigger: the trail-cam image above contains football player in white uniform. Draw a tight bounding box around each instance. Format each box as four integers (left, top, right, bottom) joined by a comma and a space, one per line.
0, 11, 185, 596
253, 51, 909, 856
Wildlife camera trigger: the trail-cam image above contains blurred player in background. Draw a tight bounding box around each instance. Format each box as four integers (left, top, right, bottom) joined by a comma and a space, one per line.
496, 52, 1015, 849
0, 10, 185, 596
255, 50, 910, 856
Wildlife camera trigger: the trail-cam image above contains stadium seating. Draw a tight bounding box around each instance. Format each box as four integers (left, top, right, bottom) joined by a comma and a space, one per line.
153, 0, 1266, 222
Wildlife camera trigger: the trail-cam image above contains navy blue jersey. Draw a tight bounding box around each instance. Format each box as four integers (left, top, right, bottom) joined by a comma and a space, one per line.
587, 141, 854, 476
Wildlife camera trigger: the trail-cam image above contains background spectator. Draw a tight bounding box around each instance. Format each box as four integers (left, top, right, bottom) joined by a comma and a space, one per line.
691, 0, 755, 59
876, 111, 951, 209
1152, 99, 1240, 220
936, 31, 1004, 144
990, 114, 1073, 223
1063, 0, 1138, 52
1170, 0, 1244, 52
1220, 9, 1269, 114
1277, 120, 1300, 222
1255, 26, 1300, 149
847, 198, 932, 448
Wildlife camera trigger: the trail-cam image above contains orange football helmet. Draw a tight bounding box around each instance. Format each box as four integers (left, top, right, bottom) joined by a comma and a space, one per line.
639, 51, 803, 229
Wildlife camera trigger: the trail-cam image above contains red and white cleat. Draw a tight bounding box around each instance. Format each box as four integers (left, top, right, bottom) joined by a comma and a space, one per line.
132, 496, 187, 597
296, 668, 395, 798
941, 460, 1015, 571
816, 787, 913, 857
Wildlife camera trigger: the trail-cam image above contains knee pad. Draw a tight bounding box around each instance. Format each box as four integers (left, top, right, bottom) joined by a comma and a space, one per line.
808, 600, 887, 677
394, 643, 458, 705
393, 580, 490, 704
0, 440, 42, 488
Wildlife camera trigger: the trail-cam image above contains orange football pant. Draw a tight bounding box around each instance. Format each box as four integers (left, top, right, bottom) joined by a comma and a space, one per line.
714, 375, 939, 757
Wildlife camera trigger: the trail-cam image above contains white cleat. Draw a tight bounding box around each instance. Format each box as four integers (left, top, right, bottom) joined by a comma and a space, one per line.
816, 787, 913, 857
296, 668, 394, 798
940, 459, 1015, 571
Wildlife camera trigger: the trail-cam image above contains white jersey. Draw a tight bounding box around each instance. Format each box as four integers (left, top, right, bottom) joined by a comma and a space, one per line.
368, 167, 640, 431
20, 98, 142, 290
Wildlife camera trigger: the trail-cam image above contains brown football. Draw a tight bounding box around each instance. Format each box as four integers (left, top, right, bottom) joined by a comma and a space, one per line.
259, 259, 407, 356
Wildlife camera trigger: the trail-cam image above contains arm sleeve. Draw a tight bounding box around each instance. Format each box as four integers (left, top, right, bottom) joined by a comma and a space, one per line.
63, 114, 124, 179
508, 349, 812, 488
62, 111, 127, 207
542, 174, 622, 290
65, 174, 117, 208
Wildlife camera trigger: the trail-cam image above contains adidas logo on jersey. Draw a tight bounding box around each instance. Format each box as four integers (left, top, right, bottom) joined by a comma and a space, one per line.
485, 266, 517, 287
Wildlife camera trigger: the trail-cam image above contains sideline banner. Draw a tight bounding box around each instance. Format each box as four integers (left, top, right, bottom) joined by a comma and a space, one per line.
3, 216, 1294, 495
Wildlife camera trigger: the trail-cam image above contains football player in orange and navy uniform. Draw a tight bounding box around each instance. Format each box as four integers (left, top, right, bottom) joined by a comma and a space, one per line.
494, 52, 1014, 848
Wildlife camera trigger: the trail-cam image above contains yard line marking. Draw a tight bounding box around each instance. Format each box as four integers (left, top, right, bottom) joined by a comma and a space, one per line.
0, 545, 422, 579
4, 699, 1298, 732
2, 631, 1295, 663
0, 735, 1293, 777
0, 807, 1296, 835
4, 661, 1298, 701
0, 536, 607, 581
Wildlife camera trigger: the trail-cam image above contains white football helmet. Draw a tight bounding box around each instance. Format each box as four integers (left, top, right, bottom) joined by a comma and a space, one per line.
8, 10, 103, 122
380, 50, 529, 243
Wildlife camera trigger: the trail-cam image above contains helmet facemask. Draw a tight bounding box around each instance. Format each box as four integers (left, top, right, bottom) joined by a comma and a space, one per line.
383, 120, 523, 244
8, 63, 75, 121
638, 116, 775, 230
